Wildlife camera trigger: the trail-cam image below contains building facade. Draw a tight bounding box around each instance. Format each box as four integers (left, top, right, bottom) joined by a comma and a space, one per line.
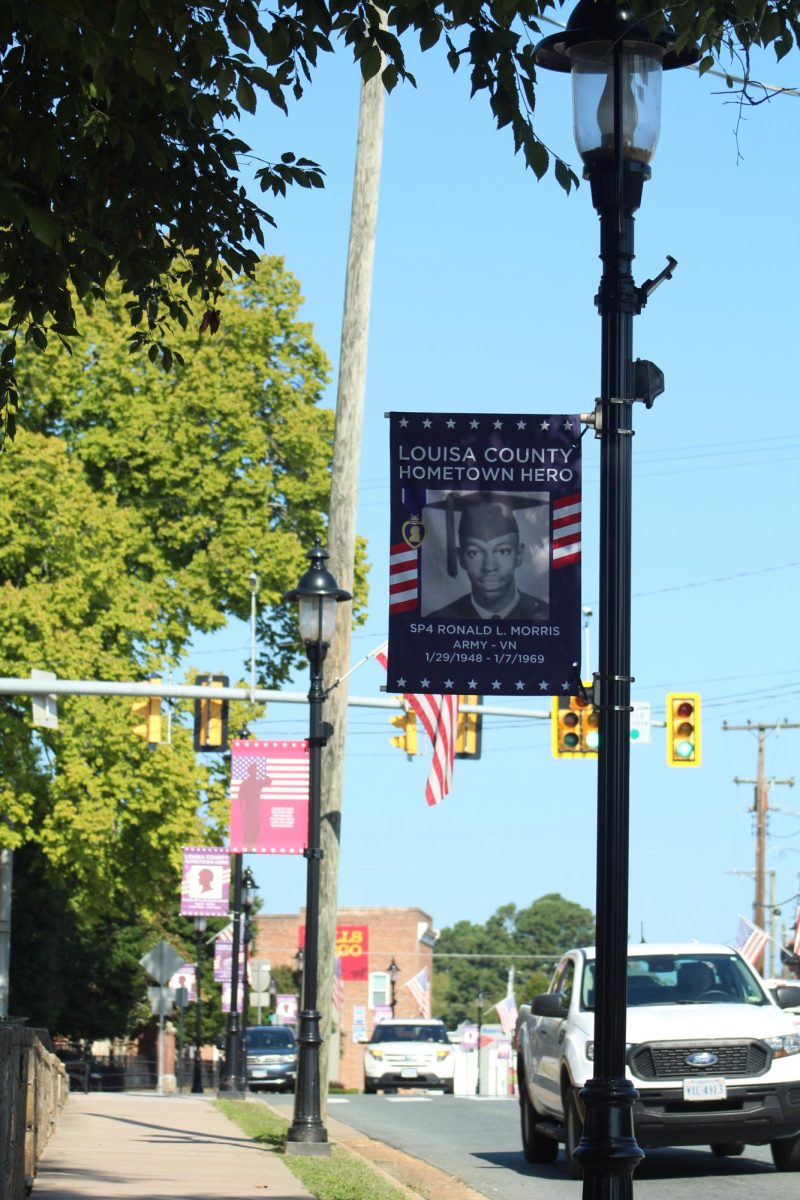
252, 905, 437, 1091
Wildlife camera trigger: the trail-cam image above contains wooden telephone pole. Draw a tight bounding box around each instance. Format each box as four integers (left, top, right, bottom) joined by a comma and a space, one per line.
724, 721, 797, 966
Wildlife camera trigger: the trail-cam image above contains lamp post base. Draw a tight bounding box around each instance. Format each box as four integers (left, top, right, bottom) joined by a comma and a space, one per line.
285, 1139, 331, 1157
574, 1077, 644, 1199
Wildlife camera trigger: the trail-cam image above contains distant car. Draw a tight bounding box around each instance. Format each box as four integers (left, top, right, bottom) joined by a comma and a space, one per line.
245, 1025, 297, 1092
363, 1018, 454, 1094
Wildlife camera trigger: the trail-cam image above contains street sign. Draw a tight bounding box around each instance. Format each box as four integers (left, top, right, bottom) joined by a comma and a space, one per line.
148, 986, 175, 1016
630, 701, 652, 744
140, 940, 184, 986
250, 960, 271, 991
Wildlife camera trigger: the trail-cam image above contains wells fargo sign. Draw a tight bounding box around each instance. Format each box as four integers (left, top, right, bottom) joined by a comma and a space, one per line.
298, 923, 369, 981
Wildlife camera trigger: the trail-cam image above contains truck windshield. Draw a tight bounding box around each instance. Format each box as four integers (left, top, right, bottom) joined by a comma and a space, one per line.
369, 1024, 450, 1044
581, 954, 768, 1009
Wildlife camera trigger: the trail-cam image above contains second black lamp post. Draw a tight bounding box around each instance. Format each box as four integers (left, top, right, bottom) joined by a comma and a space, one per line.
534, 3, 695, 1197
388, 958, 400, 1015
283, 540, 351, 1155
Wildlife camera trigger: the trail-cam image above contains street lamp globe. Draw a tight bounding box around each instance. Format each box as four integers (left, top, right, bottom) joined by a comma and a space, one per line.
284, 540, 351, 647
242, 867, 258, 913
534, 0, 696, 172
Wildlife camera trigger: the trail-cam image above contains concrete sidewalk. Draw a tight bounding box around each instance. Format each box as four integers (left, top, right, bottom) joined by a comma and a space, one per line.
32, 1092, 315, 1200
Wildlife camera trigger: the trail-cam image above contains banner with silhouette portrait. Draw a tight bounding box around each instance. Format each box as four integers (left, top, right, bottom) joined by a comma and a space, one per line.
180, 845, 230, 916
387, 412, 582, 697
229, 739, 310, 854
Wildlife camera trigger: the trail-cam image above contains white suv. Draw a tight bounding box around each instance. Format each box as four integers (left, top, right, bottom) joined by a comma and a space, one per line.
363, 1018, 455, 1094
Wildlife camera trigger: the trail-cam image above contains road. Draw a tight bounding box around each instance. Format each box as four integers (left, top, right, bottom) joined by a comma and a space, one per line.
264, 1092, 798, 1200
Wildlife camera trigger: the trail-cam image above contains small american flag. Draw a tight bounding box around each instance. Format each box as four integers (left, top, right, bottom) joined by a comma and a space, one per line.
376, 648, 457, 807
332, 955, 344, 1012
735, 914, 770, 966
389, 543, 419, 613
552, 492, 581, 568
405, 967, 431, 1018
793, 905, 800, 958
494, 991, 518, 1036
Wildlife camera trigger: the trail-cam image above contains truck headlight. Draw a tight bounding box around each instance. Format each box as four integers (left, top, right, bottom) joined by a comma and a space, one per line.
765, 1033, 800, 1058
436, 1049, 452, 1061
367, 1048, 383, 1060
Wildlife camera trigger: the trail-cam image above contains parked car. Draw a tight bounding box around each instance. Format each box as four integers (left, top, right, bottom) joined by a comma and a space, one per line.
245, 1025, 297, 1092
515, 943, 800, 1176
363, 1018, 455, 1094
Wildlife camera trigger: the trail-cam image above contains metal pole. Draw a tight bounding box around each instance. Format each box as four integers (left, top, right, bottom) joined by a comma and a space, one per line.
476, 993, 483, 1096
286, 640, 330, 1154
575, 69, 646, 1196
192, 918, 206, 1093
221, 854, 244, 1092
241, 911, 251, 1087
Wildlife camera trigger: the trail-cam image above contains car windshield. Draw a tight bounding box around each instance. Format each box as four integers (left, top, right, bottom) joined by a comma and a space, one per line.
580, 953, 768, 1010
369, 1023, 450, 1044
245, 1027, 296, 1051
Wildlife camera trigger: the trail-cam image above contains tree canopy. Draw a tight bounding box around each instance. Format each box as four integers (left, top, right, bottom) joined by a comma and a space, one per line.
433, 893, 595, 1027
1, 0, 797, 437
2, 255, 363, 1031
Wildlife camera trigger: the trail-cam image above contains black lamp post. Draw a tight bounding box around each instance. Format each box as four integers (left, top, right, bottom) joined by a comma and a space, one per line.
240, 867, 258, 1088
388, 958, 400, 1015
191, 916, 207, 1094
534, 5, 695, 1196
220, 853, 245, 1092
475, 989, 484, 1096
294, 946, 305, 994
283, 539, 351, 1155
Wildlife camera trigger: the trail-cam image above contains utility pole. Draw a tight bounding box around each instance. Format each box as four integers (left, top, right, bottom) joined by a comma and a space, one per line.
317, 68, 385, 1111
724, 720, 797, 969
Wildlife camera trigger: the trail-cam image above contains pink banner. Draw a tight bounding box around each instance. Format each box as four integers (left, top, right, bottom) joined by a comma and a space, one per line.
229, 739, 310, 854
180, 846, 230, 916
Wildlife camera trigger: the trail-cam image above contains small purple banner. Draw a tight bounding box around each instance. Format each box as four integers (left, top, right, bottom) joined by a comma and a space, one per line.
180, 846, 230, 917
274, 994, 298, 1025
168, 964, 196, 1003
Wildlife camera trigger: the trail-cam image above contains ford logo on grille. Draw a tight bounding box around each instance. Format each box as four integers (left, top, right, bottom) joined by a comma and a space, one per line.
686, 1051, 718, 1067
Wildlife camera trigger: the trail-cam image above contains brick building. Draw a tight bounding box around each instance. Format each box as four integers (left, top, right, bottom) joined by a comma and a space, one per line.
252, 906, 437, 1091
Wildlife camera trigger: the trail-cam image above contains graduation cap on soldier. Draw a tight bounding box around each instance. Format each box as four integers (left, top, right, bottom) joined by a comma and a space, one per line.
424, 491, 548, 577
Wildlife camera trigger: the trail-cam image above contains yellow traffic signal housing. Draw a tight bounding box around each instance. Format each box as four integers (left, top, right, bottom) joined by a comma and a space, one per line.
194, 675, 230, 753
551, 688, 599, 759
666, 692, 701, 767
132, 679, 162, 749
455, 694, 482, 759
390, 709, 418, 756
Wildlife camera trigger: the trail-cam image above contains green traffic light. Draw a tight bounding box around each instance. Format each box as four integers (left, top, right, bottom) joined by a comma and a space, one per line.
675, 739, 694, 759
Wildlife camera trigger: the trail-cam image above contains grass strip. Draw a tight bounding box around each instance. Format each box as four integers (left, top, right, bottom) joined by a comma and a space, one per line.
216, 1099, 416, 1200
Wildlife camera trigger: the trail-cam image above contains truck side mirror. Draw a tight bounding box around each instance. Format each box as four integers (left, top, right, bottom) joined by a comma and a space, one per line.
774, 985, 800, 1010
531, 992, 567, 1018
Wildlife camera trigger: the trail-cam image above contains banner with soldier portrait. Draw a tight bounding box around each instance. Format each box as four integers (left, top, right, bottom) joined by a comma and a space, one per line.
386, 412, 581, 697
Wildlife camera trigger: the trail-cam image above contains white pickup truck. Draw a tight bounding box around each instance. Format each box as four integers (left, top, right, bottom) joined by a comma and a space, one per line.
515, 942, 800, 1176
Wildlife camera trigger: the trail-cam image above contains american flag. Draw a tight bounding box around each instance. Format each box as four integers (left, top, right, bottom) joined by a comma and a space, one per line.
793, 905, 800, 958
332, 955, 344, 1012
405, 967, 431, 1018
552, 492, 581, 569
494, 991, 518, 1036
389, 542, 419, 614
376, 648, 457, 807
735, 914, 770, 966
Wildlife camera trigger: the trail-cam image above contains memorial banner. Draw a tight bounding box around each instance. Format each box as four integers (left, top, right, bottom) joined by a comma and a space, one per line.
229, 739, 310, 854
387, 412, 581, 696
180, 845, 230, 917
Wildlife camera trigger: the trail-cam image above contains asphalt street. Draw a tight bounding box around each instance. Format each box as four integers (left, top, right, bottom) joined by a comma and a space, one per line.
264, 1092, 798, 1200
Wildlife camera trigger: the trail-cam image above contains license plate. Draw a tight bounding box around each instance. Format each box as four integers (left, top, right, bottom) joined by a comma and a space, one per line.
251, 1069, 267, 1079
683, 1076, 726, 1101
400, 1068, 418, 1078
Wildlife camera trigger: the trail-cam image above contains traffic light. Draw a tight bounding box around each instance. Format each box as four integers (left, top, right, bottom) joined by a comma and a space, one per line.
551, 688, 599, 759
455, 695, 482, 759
390, 708, 418, 756
193, 674, 229, 752
132, 678, 161, 749
666, 692, 701, 767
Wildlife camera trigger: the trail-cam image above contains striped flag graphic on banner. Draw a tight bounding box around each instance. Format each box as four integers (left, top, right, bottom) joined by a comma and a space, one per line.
376, 648, 457, 807
389, 543, 419, 614
229, 740, 309, 854
552, 492, 581, 568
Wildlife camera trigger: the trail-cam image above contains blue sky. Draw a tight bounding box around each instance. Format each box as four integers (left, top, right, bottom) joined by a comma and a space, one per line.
188, 23, 800, 966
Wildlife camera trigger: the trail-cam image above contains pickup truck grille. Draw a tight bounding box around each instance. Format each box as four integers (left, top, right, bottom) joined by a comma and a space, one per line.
630, 1041, 769, 1080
